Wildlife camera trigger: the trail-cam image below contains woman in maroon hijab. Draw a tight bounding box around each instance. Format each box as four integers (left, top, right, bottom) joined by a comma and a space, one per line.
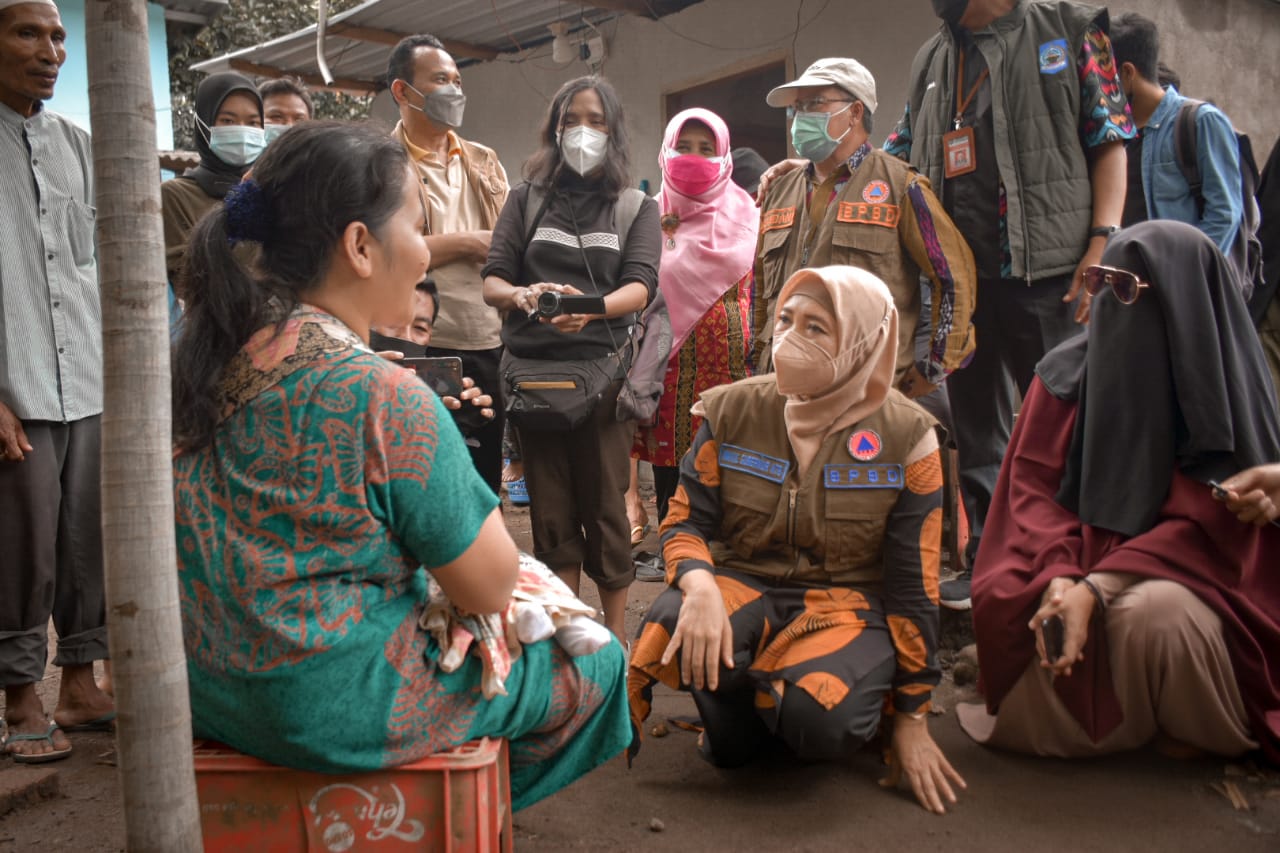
958, 221, 1280, 762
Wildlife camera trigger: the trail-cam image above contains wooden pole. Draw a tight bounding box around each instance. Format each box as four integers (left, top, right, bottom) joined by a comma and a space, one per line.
84, 0, 203, 848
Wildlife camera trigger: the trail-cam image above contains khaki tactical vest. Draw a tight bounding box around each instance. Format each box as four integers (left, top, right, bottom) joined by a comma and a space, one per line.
754, 149, 924, 379
699, 376, 935, 587
905, 0, 1102, 281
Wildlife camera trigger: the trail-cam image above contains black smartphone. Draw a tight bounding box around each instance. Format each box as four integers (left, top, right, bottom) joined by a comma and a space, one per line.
402, 356, 464, 398
1041, 614, 1065, 662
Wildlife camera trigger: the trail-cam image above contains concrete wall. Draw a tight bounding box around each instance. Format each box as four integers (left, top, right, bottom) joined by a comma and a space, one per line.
1111, 0, 1278, 146
451, 0, 1279, 188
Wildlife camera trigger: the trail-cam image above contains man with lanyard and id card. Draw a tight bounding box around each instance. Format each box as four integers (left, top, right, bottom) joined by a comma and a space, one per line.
883, 0, 1135, 609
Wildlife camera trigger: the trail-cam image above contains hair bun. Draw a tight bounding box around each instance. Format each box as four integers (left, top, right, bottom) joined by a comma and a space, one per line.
224, 179, 270, 244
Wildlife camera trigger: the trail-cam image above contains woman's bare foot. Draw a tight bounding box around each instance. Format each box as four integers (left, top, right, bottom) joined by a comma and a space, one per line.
52, 663, 116, 731
502, 459, 524, 483
3, 684, 72, 761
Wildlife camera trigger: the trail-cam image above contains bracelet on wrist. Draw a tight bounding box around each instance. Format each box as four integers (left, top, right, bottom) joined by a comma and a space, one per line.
1077, 575, 1106, 614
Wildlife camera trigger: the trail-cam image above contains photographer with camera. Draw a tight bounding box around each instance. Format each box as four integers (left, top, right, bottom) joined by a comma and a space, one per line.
482, 76, 660, 641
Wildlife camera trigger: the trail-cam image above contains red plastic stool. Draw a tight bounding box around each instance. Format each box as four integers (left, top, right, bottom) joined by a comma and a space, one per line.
194, 738, 513, 852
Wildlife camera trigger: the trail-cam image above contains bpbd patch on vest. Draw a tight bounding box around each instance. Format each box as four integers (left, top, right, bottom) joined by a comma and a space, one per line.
862, 180, 891, 204
719, 443, 791, 484
1039, 39, 1069, 74
836, 201, 899, 228
848, 429, 882, 461
824, 463, 903, 490
761, 206, 796, 232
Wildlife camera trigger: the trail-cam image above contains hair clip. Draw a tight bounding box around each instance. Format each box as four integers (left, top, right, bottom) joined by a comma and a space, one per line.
224, 179, 270, 244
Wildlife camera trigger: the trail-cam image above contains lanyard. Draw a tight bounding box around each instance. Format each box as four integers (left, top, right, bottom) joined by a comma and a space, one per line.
954, 50, 990, 130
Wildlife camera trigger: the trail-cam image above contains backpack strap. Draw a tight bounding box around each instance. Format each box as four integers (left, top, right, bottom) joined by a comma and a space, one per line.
612, 188, 646, 249
1174, 99, 1205, 214
522, 183, 555, 245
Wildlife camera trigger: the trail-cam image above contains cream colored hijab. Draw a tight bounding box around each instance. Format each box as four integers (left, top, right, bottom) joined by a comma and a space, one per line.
771, 266, 898, 477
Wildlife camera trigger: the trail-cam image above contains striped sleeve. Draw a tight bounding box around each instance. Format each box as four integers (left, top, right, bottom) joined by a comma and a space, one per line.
898, 178, 977, 382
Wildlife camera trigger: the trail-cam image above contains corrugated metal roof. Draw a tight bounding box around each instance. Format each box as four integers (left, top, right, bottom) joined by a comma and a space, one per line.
191, 0, 702, 93
155, 0, 228, 26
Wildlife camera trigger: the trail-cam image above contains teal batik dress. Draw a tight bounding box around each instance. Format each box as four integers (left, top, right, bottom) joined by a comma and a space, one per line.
174, 307, 629, 810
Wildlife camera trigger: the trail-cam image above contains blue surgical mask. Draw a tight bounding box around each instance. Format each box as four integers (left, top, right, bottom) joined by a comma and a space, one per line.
263, 123, 289, 146
198, 117, 266, 167
790, 103, 852, 163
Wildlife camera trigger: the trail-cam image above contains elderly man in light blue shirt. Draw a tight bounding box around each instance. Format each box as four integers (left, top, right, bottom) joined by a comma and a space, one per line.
0, 0, 115, 764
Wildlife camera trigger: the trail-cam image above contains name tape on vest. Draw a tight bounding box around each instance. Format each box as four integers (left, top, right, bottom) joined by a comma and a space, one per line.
761, 206, 796, 233
836, 201, 900, 229
719, 444, 791, 485
823, 463, 904, 490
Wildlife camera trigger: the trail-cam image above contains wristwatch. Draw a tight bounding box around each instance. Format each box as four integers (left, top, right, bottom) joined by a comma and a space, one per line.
1088, 225, 1119, 239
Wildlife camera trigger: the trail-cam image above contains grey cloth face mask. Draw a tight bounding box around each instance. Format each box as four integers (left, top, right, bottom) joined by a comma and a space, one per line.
403, 81, 466, 129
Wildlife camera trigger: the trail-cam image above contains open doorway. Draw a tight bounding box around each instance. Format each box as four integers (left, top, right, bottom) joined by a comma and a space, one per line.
663, 52, 791, 167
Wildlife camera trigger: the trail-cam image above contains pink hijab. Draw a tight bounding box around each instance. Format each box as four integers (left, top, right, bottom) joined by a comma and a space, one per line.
657, 108, 760, 355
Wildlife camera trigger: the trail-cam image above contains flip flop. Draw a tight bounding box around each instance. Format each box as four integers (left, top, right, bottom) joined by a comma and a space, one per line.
3, 721, 73, 764
630, 522, 652, 547
58, 712, 116, 733
506, 478, 530, 507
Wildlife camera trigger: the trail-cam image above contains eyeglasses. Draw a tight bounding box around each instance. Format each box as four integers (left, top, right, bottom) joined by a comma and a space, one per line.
786, 97, 853, 118
1083, 265, 1150, 304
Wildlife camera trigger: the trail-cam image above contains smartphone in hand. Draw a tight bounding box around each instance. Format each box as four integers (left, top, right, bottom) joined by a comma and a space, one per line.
1041, 614, 1065, 662
402, 356, 464, 399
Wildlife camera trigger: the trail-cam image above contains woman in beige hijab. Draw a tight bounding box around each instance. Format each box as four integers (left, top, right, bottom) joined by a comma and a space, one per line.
628, 266, 965, 814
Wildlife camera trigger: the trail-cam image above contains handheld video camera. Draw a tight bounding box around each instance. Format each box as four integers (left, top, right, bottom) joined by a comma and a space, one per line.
529, 291, 606, 321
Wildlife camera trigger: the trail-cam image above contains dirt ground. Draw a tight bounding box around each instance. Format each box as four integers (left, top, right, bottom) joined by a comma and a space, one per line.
2, 492, 1278, 851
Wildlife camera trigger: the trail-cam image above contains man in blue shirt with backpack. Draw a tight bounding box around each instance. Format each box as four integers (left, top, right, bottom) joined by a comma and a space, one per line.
1110, 13, 1254, 292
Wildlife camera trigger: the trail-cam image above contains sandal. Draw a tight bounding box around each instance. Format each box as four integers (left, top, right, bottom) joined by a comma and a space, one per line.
630, 522, 651, 547
506, 478, 530, 507
3, 721, 73, 764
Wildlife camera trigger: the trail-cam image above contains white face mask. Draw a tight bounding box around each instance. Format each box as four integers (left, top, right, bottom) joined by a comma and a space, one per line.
558, 125, 609, 175
197, 117, 266, 167
263, 123, 289, 146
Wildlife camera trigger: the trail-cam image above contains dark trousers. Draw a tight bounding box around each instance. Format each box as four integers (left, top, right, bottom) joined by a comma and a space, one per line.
519, 380, 635, 590
652, 465, 680, 524
426, 344, 505, 496
946, 274, 1080, 559
638, 574, 896, 767
0, 416, 108, 686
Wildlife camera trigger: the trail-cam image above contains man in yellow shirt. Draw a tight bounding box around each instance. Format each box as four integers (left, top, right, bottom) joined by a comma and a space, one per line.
387, 34, 509, 492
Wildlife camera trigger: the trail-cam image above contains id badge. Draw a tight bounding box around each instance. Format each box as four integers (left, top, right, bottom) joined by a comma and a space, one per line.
943, 126, 977, 178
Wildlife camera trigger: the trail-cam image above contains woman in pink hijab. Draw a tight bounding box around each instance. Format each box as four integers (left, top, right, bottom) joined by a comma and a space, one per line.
630, 109, 758, 549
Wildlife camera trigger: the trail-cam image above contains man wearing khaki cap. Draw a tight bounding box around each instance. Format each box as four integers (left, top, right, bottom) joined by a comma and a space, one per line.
752, 57, 976, 425
0, 0, 115, 764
